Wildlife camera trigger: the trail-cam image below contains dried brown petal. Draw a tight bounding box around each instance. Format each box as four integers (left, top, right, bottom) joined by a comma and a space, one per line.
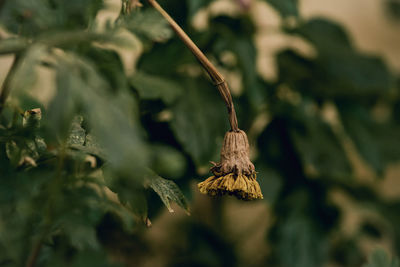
198, 173, 262, 200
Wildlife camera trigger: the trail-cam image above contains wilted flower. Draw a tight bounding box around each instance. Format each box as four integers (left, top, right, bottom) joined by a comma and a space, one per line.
147, 0, 263, 201
198, 130, 263, 200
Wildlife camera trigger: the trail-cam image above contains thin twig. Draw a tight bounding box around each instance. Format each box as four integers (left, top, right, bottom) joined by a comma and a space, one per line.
0, 31, 111, 56
148, 0, 239, 131
0, 54, 21, 115
25, 239, 43, 267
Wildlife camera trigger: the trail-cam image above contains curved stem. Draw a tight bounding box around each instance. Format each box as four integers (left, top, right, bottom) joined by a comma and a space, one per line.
148, 0, 239, 131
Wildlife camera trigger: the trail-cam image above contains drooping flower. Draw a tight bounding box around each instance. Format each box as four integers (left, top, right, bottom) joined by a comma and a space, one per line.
198, 130, 263, 200
147, 0, 263, 201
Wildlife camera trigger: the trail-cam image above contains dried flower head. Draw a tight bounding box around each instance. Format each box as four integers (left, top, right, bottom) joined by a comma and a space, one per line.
147, 0, 262, 201
198, 130, 263, 200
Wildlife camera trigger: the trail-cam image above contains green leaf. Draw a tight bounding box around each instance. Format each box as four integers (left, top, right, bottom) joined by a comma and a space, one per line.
102, 166, 149, 224
111, 186, 148, 224
85, 90, 149, 177
286, 19, 393, 99
294, 18, 353, 53
57, 185, 106, 251
277, 215, 326, 267
284, 102, 351, 180
46, 57, 81, 142
275, 49, 317, 95
364, 248, 399, 267
123, 9, 172, 42
0, 0, 103, 36
272, 190, 328, 267
319, 53, 392, 98
70, 133, 106, 160
170, 78, 228, 166
67, 116, 86, 146
82, 47, 130, 93
276, 49, 393, 99
130, 71, 184, 104
52, 52, 150, 177
338, 103, 400, 175
147, 171, 190, 215
265, 0, 298, 18
137, 38, 194, 75
63, 221, 100, 250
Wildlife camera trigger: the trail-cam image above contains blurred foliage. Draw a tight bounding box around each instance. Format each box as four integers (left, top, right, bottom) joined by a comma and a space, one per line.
364, 248, 399, 267
0, 0, 400, 266
386, 0, 400, 20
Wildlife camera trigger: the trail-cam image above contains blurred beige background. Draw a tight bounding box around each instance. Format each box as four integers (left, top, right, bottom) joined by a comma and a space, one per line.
254, 0, 400, 80
301, 0, 400, 71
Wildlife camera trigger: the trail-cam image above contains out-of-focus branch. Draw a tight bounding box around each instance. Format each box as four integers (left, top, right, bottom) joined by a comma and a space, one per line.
0, 31, 112, 56
25, 239, 43, 267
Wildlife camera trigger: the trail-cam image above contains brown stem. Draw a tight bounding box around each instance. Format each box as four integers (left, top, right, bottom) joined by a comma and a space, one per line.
0, 54, 21, 115
25, 238, 43, 267
148, 0, 239, 131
